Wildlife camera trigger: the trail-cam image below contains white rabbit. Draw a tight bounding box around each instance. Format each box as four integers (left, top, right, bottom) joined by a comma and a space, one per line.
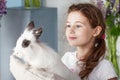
12, 21, 80, 80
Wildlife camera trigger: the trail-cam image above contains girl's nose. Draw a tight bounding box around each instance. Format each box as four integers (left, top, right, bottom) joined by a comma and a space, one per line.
69, 26, 75, 34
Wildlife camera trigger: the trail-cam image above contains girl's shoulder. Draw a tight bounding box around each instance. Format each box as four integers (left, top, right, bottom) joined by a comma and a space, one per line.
97, 59, 116, 70
98, 59, 113, 67
61, 51, 77, 68
61, 51, 76, 59
89, 59, 118, 80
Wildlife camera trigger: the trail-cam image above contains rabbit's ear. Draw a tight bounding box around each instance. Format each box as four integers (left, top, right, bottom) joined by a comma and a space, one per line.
27, 21, 35, 31
33, 27, 43, 39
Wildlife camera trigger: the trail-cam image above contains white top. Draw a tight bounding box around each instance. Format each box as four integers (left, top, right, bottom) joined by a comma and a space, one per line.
61, 51, 118, 80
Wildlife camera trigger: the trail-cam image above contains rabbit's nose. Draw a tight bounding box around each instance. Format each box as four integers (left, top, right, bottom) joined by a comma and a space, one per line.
22, 39, 31, 48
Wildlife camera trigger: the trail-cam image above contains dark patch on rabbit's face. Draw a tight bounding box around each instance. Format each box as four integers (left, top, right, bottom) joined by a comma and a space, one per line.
22, 39, 31, 48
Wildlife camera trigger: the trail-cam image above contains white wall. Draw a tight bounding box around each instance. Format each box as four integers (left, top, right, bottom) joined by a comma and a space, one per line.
6, 0, 22, 7
43, 0, 92, 56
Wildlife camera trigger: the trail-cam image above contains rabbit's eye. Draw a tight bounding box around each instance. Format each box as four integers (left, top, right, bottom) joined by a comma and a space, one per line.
22, 39, 31, 48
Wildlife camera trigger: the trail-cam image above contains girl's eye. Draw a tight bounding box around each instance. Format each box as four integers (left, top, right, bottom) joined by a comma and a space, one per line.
76, 25, 81, 28
66, 25, 71, 28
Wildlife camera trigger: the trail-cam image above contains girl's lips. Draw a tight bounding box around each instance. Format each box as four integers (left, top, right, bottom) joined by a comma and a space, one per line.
69, 37, 77, 40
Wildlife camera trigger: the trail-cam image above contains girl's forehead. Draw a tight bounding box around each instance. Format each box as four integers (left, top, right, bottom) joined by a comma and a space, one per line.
67, 11, 89, 24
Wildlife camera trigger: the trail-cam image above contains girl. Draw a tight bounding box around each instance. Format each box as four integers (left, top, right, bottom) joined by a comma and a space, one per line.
61, 3, 118, 80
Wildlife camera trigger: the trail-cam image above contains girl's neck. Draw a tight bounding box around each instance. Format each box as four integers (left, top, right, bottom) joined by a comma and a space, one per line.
76, 37, 95, 61
76, 44, 92, 61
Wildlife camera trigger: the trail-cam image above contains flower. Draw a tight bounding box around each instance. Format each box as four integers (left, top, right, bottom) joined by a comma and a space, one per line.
0, 0, 7, 16
95, 0, 120, 77
0, 0, 7, 28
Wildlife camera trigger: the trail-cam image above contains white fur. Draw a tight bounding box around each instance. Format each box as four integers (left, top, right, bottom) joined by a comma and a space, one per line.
13, 24, 80, 80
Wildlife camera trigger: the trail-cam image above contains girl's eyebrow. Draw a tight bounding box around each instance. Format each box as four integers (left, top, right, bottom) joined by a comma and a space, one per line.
66, 21, 85, 25
66, 21, 70, 23
76, 21, 85, 25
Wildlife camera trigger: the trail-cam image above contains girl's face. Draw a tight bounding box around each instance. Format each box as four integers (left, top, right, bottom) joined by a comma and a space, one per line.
65, 11, 95, 47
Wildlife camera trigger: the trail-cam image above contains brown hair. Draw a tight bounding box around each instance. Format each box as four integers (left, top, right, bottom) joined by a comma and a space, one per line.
68, 3, 106, 79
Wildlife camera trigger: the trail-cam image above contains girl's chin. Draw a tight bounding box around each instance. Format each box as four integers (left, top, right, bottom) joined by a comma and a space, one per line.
68, 43, 78, 47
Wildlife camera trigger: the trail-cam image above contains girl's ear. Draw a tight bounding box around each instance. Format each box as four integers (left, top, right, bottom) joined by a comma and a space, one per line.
93, 26, 102, 37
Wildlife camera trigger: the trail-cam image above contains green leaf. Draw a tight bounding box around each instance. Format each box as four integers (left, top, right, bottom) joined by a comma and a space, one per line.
106, 14, 115, 28
109, 26, 120, 36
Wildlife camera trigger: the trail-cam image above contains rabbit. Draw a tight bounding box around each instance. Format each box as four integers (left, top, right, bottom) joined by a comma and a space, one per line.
12, 21, 80, 80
